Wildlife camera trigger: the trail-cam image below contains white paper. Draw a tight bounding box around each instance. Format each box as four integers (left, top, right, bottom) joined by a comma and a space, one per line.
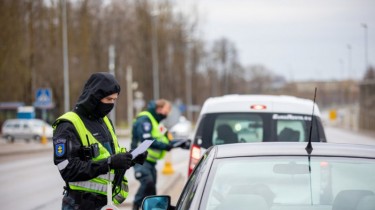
131, 140, 154, 159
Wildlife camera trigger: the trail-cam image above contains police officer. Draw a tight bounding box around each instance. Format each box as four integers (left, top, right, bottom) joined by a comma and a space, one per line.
131, 99, 175, 210
53, 72, 147, 210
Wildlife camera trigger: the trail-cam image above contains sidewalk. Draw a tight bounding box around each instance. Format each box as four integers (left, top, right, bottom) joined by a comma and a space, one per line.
0, 139, 53, 156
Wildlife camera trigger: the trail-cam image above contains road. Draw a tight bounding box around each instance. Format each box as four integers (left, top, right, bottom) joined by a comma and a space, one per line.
0, 137, 189, 210
325, 126, 375, 145
0, 126, 373, 209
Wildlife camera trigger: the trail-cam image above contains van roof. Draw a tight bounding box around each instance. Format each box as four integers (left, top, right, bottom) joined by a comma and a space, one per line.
200, 94, 321, 116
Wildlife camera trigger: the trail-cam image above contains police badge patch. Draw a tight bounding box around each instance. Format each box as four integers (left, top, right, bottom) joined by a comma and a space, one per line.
54, 139, 66, 157
142, 122, 151, 132
55, 143, 65, 157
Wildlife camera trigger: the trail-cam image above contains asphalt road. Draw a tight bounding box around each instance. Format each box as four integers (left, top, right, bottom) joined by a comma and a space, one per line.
0, 126, 373, 209
0, 137, 190, 210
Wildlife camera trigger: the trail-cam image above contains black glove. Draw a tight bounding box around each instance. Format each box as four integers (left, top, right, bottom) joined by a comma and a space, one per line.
109, 152, 133, 170
180, 140, 191, 150
132, 151, 148, 166
165, 143, 173, 151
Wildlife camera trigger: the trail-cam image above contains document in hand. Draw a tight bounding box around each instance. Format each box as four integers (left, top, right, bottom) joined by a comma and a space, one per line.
171, 139, 187, 148
131, 139, 154, 159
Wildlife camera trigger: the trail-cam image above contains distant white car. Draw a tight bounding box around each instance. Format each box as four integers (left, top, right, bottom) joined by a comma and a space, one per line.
1, 119, 53, 142
169, 116, 193, 139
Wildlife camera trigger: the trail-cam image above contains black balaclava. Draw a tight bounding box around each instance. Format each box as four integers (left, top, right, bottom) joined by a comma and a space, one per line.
147, 100, 167, 122
75, 72, 120, 118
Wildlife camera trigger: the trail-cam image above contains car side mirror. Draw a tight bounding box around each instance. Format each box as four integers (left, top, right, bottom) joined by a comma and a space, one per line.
141, 195, 171, 210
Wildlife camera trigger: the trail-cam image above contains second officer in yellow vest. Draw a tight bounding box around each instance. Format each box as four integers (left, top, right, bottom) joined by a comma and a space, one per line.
130, 99, 174, 210
53, 72, 147, 210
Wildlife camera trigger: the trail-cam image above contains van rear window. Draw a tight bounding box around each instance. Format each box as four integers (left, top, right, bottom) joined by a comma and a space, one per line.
195, 113, 322, 148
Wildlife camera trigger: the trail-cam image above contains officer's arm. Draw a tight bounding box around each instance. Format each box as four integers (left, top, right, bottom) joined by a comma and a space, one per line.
53, 122, 108, 182
134, 118, 171, 150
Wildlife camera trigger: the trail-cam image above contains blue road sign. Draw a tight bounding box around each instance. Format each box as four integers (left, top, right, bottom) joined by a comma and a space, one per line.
34, 88, 53, 108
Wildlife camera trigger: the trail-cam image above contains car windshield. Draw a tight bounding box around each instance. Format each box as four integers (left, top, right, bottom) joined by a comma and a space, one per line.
197, 113, 324, 148
202, 156, 375, 210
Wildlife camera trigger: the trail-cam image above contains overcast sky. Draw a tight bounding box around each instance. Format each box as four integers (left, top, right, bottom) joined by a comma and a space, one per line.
176, 0, 375, 81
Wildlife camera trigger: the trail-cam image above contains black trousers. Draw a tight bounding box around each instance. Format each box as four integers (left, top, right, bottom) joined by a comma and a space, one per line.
133, 161, 157, 207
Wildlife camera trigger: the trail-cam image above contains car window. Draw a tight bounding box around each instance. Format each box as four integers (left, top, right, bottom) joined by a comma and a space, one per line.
5, 123, 14, 128
177, 148, 215, 210
212, 114, 263, 145
276, 120, 306, 141
201, 156, 375, 210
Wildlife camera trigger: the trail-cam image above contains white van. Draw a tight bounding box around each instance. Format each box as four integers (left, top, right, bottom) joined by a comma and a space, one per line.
188, 94, 327, 175
1, 119, 53, 142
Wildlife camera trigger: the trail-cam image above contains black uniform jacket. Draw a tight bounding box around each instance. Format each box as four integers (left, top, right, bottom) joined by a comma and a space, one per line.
53, 72, 121, 182
130, 104, 171, 152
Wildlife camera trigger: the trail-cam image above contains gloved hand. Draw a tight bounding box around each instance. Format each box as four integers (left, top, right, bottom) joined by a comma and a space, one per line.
180, 140, 191, 150
132, 151, 148, 166
109, 152, 133, 170
165, 143, 173, 151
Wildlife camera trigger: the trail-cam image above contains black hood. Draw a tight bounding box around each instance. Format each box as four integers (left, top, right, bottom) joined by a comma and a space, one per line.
74, 72, 120, 116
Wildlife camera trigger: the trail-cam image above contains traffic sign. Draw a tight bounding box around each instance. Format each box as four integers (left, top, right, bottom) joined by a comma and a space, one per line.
34, 88, 53, 108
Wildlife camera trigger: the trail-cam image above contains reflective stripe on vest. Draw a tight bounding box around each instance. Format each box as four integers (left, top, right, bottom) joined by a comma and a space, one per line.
137, 111, 169, 163
54, 112, 128, 204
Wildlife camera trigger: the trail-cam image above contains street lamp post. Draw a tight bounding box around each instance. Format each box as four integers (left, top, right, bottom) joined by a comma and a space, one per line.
151, 11, 159, 100
108, 45, 116, 122
347, 44, 352, 79
62, 0, 70, 112
126, 66, 134, 127
361, 23, 369, 72
185, 40, 193, 121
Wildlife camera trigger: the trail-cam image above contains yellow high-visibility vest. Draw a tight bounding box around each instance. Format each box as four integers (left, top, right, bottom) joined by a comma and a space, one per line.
137, 111, 169, 163
54, 111, 128, 204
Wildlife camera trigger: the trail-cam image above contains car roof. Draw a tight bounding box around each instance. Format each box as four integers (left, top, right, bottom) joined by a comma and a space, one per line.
215, 142, 375, 159
200, 94, 321, 116
3, 118, 45, 124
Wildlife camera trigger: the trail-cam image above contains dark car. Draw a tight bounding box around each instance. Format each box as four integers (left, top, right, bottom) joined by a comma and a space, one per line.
188, 94, 327, 175
142, 142, 375, 210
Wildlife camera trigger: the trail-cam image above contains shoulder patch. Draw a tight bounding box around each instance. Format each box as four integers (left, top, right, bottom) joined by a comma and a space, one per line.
55, 139, 66, 157
142, 122, 152, 132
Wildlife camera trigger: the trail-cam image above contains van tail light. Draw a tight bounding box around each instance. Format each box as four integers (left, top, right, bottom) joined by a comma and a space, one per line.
188, 144, 201, 176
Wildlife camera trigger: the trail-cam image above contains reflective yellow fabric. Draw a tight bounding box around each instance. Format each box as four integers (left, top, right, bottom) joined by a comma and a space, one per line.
137, 111, 169, 163
54, 112, 128, 204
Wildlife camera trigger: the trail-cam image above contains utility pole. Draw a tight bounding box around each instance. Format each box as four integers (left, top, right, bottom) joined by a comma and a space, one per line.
126, 66, 134, 128
362, 23, 369, 72
62, 0, 70, 112
151, 11, 160, 100
347, 44, 352, 79
185, 40, 193, 121
108, 45, 116, 123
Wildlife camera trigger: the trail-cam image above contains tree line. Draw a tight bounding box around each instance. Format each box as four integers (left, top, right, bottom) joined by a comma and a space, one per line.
0, 0, 286, 124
